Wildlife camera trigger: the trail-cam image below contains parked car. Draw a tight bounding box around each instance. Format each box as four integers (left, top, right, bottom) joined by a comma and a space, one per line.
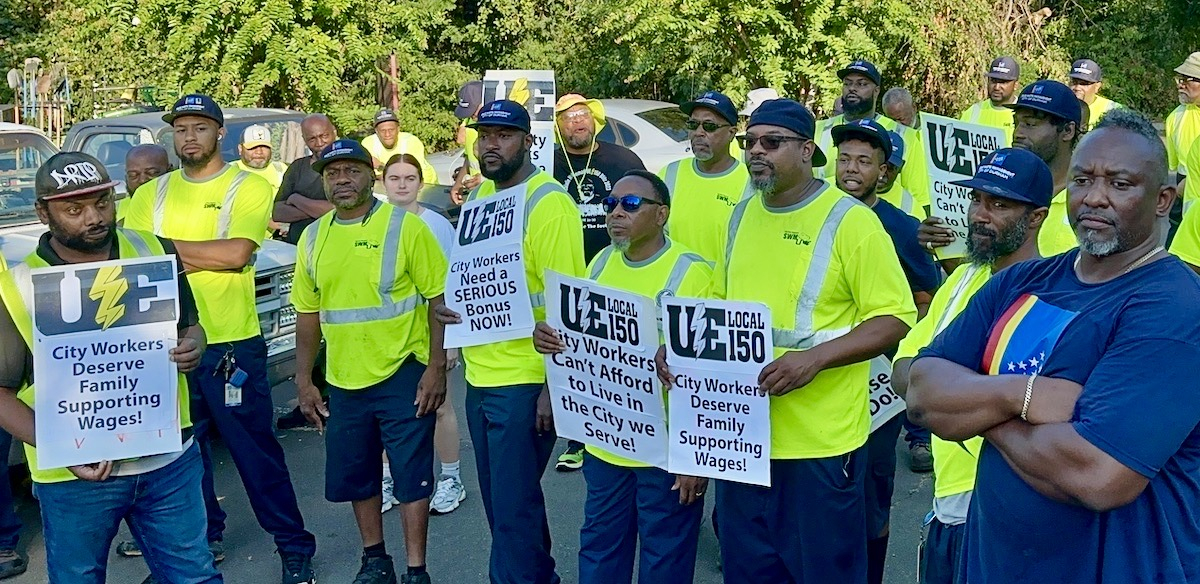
427, 98, 693, 186
42, 113, 302, 384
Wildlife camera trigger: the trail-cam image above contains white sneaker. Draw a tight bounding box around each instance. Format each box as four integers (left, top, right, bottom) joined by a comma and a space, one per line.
381, 475, 400, 513
429, 476, 466, 515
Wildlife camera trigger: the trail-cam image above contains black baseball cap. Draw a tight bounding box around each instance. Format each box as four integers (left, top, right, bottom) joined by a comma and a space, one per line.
1005, 79, 1083, 127
682, 91, 738, 125
312, 140, 373, 174
36, 152, 121, 201
162, 94, 224, 126
455, 81, 484, 119
746, 99, 826, 167
837, 60, 882, 86
949, 148, 1053, 208
831, 118, 893, 157
1069, 59, 1102, 83
468, 99, 532, 132
988, 56, 1020, 81
373, 108, 399, 126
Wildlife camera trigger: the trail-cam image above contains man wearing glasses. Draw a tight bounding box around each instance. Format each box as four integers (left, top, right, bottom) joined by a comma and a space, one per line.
1068, 59, 1123, 131
658, 91, 750, 264
1167, 52, 1200, 188
533, 170, 712, 584
677, 98, 915, 583
814, 60, 900, 181
551, 94, 646, 473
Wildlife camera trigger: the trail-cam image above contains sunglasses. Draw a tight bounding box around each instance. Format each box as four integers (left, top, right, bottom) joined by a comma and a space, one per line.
1177, 75, 1200, 86
601, 195, 666, 213
736, 134, 807, 151
685, 119, 731, 133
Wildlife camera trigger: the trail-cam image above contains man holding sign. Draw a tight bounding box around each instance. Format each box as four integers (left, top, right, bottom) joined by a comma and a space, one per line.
0, 152, 218, 583
664, 99, 916, 583
291, 141, 449, 584
534, 170, 712, 584
435, 99, 584, 584
891, 147, 1050, 584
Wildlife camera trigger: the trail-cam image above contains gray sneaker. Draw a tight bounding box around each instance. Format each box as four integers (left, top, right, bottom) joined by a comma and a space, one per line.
429, 477, 466, 515
909, 442, 934, 473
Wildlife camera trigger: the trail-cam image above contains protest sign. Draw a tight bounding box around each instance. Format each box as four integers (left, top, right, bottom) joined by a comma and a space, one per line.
868, 356, 905, 433
921, 113, 1006, 259
544, 272, 667, 467
28, 256, 181, 469
444, 186, 535, 347
663, 297, 772, 486
483, 70, 556, 176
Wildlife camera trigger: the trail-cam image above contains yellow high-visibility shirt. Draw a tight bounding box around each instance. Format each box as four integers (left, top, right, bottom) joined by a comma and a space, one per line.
1038, 190, 1076, 256
1165, 104, 1200, 176
234, 160, 288, 192
660, 158, 751, 263
123, 166, 273, 343
583, 239, 712, 467
1085, 95, 1122, 130
715, 184, 917, 459
959, 101, 1014, 147
461, 170, 586, 388
894, 262, 990, 498
292, 201, 448, 389
362, 133, 438, 185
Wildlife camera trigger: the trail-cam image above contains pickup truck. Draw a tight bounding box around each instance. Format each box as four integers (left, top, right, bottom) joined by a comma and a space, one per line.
1, 114, 302, 385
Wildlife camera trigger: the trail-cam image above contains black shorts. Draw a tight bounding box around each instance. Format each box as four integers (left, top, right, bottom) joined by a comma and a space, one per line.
324, 359, 435, 503
865, 413, 904, 536
920, 518, 966, 584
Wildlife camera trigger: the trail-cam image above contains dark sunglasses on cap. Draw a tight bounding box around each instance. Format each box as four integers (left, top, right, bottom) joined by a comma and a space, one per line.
685, 119, 731, 133
736, 134, 807, 151
601, 195, 666, 213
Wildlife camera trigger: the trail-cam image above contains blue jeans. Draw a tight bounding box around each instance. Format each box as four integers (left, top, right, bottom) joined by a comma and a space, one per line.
0, 429, 22, 550
36, 442, 221, 584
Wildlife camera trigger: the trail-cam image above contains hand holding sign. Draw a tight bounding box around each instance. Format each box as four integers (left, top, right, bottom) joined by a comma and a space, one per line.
920, 114, 1006, 259
533, 321, 566, 354
917, 216, 957, 252
759, 349, 826, 396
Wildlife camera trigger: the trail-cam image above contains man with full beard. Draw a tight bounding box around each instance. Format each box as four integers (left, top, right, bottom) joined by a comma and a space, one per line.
658, 91, 750, 264
891, 147, 1050, 584
123, 95, 318, 584
436, 99, 584, 584
552, 94, 645, 263
814, 60, 899, 181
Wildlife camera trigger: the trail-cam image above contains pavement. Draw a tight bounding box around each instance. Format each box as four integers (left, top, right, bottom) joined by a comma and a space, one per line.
2, 369, 933, 583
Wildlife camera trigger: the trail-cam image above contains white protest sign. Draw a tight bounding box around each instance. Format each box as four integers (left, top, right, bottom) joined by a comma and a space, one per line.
483, 70, 556, 176
867, 356, 905, 433
444, 186, 534, 348
663, 297, 772, 486
28, 256, 182, 469
921, 113, 1006, 260
544, 272, 667, 467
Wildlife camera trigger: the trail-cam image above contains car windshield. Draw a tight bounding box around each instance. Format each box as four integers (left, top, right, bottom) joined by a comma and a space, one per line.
0, 131, 58, 228
634, 107, 691, 142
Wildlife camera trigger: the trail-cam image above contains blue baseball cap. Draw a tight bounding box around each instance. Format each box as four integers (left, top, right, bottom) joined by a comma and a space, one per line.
312, 139, 373, 174
468, 99, 532, 132
746, 99, 826, 167
949, 148, 1053, 208
1005, 79, 1082, 127
1069, 59, 1102, 83
988, 56, 1020, 81
831, 118, 893, 158
837, 60, 882, 86
162, 94, 224, 126
682, 91, 738, 125
886, 131, 905, 168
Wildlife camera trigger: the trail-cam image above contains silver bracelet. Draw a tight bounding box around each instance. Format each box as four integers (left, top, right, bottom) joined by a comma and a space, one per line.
1020, 373, 1036, 421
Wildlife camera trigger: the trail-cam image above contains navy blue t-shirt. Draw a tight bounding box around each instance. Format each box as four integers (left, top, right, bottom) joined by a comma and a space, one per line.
871, 198, 942, 292
918, 250, 1200, 584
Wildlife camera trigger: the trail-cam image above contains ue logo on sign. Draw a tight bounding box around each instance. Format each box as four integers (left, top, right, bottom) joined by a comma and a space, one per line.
33, 262, 176, 335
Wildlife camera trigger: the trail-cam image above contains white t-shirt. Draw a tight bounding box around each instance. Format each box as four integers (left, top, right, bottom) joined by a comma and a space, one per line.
416, 206, 455, 255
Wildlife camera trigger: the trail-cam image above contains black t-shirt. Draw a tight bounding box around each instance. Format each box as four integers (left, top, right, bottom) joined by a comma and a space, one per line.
553, 142, 646, 261
276, 155, 326, 244
0, 233, 200, 389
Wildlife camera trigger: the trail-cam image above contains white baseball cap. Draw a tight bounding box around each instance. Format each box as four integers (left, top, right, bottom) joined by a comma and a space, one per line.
741, 88, 781, 116
241, 124, 272, 149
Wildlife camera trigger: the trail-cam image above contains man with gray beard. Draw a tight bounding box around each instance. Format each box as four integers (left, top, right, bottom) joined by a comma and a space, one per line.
890, 146, 1050, 584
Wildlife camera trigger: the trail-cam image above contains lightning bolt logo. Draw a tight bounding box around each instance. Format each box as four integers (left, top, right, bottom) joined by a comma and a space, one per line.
942, 123, 964, 171
509, 78, 531, 108
574, 285, 591, 324
88, 266, 128, 330
690, 303, 709, 356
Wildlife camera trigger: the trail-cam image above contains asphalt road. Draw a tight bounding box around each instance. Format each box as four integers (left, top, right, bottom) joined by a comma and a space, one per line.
4, 370, 933, 583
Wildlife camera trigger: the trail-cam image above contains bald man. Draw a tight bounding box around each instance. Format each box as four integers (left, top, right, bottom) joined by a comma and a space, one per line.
119, 144, 173, 224
273, 114, 338, 244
